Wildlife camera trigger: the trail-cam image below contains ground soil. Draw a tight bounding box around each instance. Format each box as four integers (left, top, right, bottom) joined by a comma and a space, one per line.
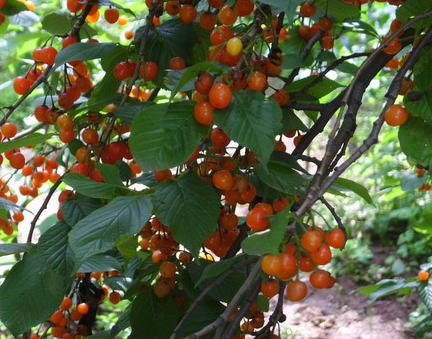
276, 245, 419, 339
277, 276, 417, 339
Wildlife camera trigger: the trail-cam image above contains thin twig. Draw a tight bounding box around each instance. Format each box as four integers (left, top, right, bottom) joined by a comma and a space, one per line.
26, 174, 64, 243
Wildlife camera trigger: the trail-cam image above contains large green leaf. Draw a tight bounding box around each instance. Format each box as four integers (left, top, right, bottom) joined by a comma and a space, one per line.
187, 261, 246, 303
129, 289, 179, 339
0, 249, 64, 337
62, 173, 127, 200
0, 197, 20, 213
2, 0, 27, 15
315, 0, 360, 22
88, 45, 127, 105
113, 101, 154, 125
41, 12, 96, 37
332, 177, 375, 206
0, 133, 53, 153
152, 173, 220, 258
69, 196, 153, 267
418, 279, 432, 311
138, 18, 198, 86
37, 222, 75, 281
413, 202, 432, 234
77, 254, 123, 273
54, 42, 117, 70
62, 196, 103, 226
0, 243, 33, 257
255, 162, 304, 195
195, 255, 247, 288
242, 209, 292, 255
397, 0, 432, 28
130, 101, 208, 172
214, 91, 283, 165
401, 172, 428, 192
404, 46, 432, 123
399, 116, 432, 168
404, 90, 432, 124
286, 75, 344, 100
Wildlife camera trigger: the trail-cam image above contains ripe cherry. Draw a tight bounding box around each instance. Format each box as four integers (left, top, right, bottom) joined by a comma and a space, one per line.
13, 76, 32, 95
261, 253, 282, 276
194, 71, 214, 95
209, 83, 232, 109
384, 104, 409, 126
286, 281, 308, 301
325, 228, 346, 249
301, 229, 323, 252
210, 26, 233, 45
218, 5, 238, 26
194, 101, 214, 125
212, 169, 234, 191
104, 7, 120, 23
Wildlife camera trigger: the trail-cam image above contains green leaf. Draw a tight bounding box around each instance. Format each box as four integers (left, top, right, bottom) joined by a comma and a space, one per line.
116, 236, 139, 265
54, 42, 117, 70
418, 279, 432, 311
255, 162, 304, 195
2, 0, 27, 15
69, 196, 153, 267
88, 45, 127, 105
404, 90, 432, 124
37, 222, 75, 280
399, 116, 432, 168
130, 101, 208, 172
129, 289, 179, 339
153, 173, 220, 258
256, 294, 270, 312
94, 163, 124, 186
41, 13, 97, 37
113, 101, 153, 125
280, 107, 309, 133
78, 254, 123, 273
401, 172, 428, 192
41, 13, 73, 35
186, 261, 246, 303
0, 197, 21, 213
412, 46, 432, 91
413, 202, 432, 234
242, 209, 292, 255
61, 196, 103, 226
195, 255, 246, 287
177, 300, 225, 338
0, 133, 53, 153
62, 172, 120, 200
214, 91, 283, 165
286, 75, 344, 100
0, 243, 33, 257
368, 279, 416, 302
138, 18, 199, 87
332, 177, 375, 206
397, 0, 432, 29
0, 248, 64, 337
315, 0, 360, 22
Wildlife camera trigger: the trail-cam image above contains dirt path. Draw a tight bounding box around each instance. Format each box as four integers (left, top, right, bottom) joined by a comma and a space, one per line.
277, 276, 416, 339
